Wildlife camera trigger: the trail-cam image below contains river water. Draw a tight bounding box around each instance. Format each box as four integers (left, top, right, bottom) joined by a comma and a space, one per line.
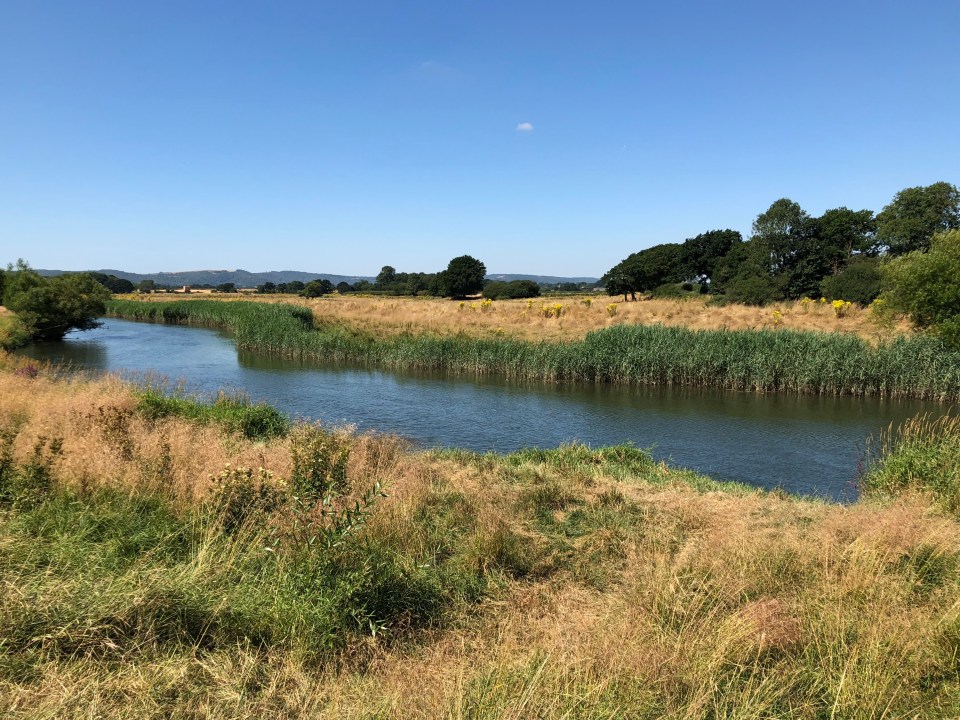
18, 318, 946, 501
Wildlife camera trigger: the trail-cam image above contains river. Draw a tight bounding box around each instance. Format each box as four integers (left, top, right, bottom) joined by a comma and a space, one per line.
17, 318, 946, 501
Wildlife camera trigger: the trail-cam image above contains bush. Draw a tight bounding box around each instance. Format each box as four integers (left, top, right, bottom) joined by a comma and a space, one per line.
723, 273, 781, 305
820, 257, 882, 305
482, 280, 540, 300
881, 229, 960, 346
650, 283, 687, 299
207, 464, 287, 533
289, 424, 350, 500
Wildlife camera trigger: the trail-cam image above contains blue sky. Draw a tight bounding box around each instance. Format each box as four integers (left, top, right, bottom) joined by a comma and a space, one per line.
1, 1, 958, 277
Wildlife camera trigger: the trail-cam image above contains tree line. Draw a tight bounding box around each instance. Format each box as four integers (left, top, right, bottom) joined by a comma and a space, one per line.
601, 181, 960, 307
332, 255, 492, 299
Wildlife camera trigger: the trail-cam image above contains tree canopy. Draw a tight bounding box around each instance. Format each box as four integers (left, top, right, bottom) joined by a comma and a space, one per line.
876, 182, 960, 256
438, 255, 486, 298
597, 183, 948, 306
2, 261, 110, 343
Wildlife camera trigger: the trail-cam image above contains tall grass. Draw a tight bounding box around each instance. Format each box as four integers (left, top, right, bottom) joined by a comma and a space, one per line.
6, 365, 960, 716
861, 413, 960, 513
108, 299, 960, 400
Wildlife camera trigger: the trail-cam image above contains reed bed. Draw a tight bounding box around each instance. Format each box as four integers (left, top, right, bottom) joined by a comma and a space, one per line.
108, 299, 960, 400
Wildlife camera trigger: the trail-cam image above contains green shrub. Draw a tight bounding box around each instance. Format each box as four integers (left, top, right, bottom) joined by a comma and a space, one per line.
649, 283, 684, 298
881, 229, 960, 347
482, 280, 541, 300
723, 273, 781, 305
820, 256, 882, 305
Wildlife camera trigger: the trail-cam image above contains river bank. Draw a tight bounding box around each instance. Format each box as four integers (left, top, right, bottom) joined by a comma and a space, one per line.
1, 352, 959, 717
106, 298, 960, 400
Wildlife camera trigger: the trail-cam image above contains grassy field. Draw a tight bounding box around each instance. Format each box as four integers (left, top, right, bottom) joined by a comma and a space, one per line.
122, 292, 913, 343
2, 353, 960, 717
106, 298, 960, 400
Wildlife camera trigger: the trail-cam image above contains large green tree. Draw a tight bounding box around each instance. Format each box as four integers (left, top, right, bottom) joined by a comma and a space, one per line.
438, 255, 486, 298
3, 261, 110, 342
877, 182, 960, 256
301, 279, 334, 297
681, 229, 741, 284
750, 198, 810, 277
816, 207, 877, 273
600, 264, 635, 301
601, 243, 686, 300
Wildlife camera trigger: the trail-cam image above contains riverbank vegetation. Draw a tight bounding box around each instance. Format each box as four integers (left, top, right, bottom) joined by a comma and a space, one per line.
118, 287, 912, 342
601, 181, 959, 308
2, 356, 960, 716
0, 261, 109, 348
106, 298, 960, 400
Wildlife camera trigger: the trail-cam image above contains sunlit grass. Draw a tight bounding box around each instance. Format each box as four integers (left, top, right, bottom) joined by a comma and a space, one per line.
3, 364, 960, 716
120, 291, 913, 343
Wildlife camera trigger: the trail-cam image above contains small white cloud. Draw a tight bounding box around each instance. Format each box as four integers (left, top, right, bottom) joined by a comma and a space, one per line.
516, 122, 534, 132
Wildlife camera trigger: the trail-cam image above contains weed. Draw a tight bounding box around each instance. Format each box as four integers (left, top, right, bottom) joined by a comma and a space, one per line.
289, 424, 350, 500
207, 464, 287, 534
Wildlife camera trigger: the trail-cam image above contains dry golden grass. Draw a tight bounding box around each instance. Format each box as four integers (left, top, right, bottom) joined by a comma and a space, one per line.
3, 358, 959, 717
121, 292, 912, 343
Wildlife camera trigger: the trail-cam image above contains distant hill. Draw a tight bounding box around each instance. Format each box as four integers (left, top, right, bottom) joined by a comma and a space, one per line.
36, 269, 373, 287
486, 273, 599, 285
35, 268, 599, 288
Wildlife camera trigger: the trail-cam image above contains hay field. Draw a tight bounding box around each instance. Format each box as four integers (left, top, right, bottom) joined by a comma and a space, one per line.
124, 292, 911, 343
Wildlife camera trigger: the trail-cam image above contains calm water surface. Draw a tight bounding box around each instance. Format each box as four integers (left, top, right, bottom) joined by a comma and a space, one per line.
19, 319, 947, 501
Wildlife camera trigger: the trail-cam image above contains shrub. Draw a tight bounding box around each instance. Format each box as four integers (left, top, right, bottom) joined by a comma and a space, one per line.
482, 280, 540, 300
881, 229, 960, 347
289, 424, 350, 500
819, 256, 882, 305
136, 387, 289, 440
650, 283, 687, 298
723, 273, 781, 305
207, 464, 287, 533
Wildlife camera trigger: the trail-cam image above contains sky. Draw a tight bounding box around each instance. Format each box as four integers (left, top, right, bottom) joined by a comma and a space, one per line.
1, 1, 958, 278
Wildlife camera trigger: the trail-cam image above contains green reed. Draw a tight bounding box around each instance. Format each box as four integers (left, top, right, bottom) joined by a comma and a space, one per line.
106, 299, 960, 400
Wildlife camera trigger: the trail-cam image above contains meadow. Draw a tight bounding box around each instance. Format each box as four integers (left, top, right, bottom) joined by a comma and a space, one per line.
2, 353, 960, 717
124, 291, 912, 343
106, 298, 960, 400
